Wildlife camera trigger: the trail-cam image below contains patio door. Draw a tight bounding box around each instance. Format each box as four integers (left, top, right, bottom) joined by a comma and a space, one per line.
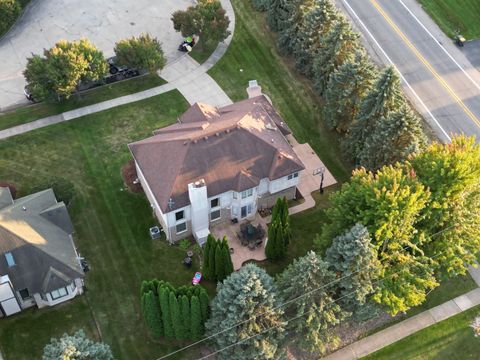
241, 205, 247, 218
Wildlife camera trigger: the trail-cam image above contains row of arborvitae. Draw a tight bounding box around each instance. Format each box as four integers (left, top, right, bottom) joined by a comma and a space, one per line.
252, 0, 427, 171
203, 234, 234, 282
140, 280, 209, 340
265, 197, 292, 260
24, 34, 165, 102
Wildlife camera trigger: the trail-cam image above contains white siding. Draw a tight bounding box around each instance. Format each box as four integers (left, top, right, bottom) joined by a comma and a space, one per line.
269, 174, 300, 194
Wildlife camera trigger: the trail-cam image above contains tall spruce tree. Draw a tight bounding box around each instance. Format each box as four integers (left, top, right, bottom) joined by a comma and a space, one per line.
412, 136, 480, 278
141, 290, 163, 337
277, 0, 316, 55
325, 224, 379, 316
265, 219, 281, 260
323, 51, 377, 133
322, 165, 438, 315
203, 234, 215, 279
180, 295, 191, 339
267, 0, 293, 32
343, 66, 405, 164
252, 0, 271, 12
206, 264, 286, 360
222, 237, 234, 278
277, 252, 347, 354
294, 0, 339, 76
359, 103, 427, 170
208, 237, 217, 280
313, 16, 360, 95
159, 286, 174, 338
169, 292, 182, 340
215, 239, 226, 281
199, 288, 210, 322
190, 295, 203, 340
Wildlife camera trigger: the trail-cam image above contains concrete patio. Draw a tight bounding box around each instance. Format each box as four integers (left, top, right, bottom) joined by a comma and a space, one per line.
210, 213, 268, 270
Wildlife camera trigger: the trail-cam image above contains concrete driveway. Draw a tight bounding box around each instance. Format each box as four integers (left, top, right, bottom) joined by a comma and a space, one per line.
0, 0, 196, 110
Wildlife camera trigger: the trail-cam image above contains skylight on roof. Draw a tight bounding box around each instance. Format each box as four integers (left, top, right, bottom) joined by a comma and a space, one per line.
5, 252, 15, 267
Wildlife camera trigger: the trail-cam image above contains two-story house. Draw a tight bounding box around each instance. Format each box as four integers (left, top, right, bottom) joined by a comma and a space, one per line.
129, 95, 305, 244
0, 187, 84, 317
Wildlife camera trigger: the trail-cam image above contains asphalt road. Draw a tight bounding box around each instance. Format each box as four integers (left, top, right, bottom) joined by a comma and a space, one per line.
339, 0, 480, 142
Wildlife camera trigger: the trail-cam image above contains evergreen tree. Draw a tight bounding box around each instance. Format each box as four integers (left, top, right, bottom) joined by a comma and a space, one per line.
180, 295, 191, 340
206, 264, 285, 360
313, 15, 360, 95
277, 0, 316, 55
267, 0, 294, 32
323, 51, 377, 133
215, 239, 226, 282
360, 103, 427, 170
208, 237, 217, 280
141, 290, 163, 337
42, 330, 114, 360
203, 234, 215, 279
277, 252, 347, 354
294, 0, 339, 76
412, 136, 480, 278
343, 66, 405, 164
169, 292, 182, 340
252, 0, 271, 12
199, 288, 210, 322
222, 238, 234, 278
190, 295, 203, 340
322, 165, 437, 315
325, 224, 379, 316
265, 219, 280, 260
159, 286, 174, 338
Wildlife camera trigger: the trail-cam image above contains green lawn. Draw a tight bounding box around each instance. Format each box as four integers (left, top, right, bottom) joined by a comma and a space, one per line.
0, 74, 165, 131
0, 90, 207, 359
189, 41, 217, 64
209, 0, 351, 183
418, 0, 480, 39
364, 304, 480, 359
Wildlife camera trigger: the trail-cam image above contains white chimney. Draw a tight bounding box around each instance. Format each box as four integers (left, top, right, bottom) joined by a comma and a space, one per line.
188, 180, 210, 245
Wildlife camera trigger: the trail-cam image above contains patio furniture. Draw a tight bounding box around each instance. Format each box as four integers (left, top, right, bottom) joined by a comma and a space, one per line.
183, 257, 192, 268
229, 247, 234, 254
239, 221, 266, 248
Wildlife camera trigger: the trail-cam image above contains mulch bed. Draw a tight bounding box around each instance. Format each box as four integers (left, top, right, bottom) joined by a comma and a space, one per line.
122, 160, 143, 193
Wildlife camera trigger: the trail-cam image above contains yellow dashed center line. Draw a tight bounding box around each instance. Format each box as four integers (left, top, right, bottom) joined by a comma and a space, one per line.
370, 0, 480, 130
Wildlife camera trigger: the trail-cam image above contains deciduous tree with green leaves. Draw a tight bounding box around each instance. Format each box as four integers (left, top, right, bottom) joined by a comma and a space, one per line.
323, 51, 377, 133
205, 264, 286, 360
412, 136, 480, 278
172, 0, 230, 50
114, 33, 166, 73
277, 251, 347, 354
322, 165, 438, 315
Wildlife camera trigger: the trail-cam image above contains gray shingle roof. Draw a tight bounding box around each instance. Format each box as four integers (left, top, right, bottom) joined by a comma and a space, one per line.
129, 96, 305, 212
0, 188, 83, 294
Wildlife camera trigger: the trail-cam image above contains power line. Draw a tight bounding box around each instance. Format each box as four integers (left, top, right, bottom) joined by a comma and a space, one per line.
156, 224, 459, 360
196, 249, 449, 360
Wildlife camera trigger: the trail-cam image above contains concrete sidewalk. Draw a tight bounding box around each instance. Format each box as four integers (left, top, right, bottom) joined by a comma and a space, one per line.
324, 287, 480, 359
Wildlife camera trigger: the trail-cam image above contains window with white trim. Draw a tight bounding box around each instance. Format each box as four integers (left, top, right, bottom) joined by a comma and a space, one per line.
210, 198, 220, 208
211, 209, 221, 221
176, 222, 187, 234
175, 210, 185, 222
50, 287, 68, 300
241, 188, 253, 199
287, 172, 299, 180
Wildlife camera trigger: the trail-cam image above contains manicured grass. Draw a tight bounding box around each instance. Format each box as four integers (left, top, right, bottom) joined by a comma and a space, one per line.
189, 41, 217, 64
209, 0, 351, 183
0, 90, 206, 359
364, 304, 480, 359
418, 0, 480, 39
0, 74, 166, 131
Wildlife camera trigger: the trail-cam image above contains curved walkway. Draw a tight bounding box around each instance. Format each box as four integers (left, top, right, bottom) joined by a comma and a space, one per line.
0, 0, 235, 140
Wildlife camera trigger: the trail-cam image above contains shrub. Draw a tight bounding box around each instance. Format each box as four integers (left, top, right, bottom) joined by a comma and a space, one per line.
114, 33, 166, 73
0, 0, 21, 36
179, 238, 191, 250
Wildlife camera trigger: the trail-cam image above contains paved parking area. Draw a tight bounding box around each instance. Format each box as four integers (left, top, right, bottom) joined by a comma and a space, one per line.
0, 0, 196, 110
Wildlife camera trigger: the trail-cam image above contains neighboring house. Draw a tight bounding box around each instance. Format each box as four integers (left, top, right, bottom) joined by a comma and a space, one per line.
129, 95, 305, 245
0, 187, 84, 317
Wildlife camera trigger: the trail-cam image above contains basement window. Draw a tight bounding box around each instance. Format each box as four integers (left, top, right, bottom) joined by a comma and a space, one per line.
211, 209, 221, 221
176, 222, 187, 234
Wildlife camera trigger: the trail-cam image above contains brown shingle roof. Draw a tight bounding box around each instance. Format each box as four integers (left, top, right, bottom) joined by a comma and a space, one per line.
129, 96, 305, 212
